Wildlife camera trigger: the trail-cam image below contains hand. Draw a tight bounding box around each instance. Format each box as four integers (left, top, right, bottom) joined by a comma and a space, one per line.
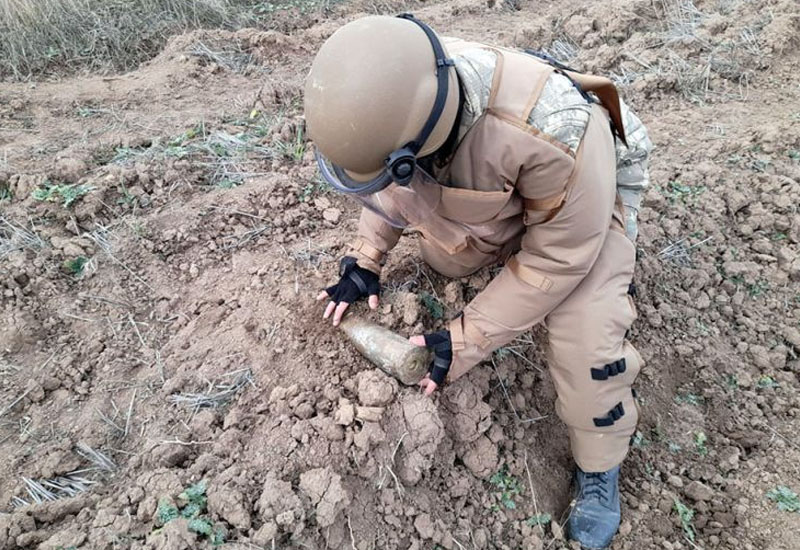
316, 257, 380, 326
409, 331, 452, 396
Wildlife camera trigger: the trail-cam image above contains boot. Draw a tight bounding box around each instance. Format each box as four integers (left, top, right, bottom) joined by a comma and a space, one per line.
567, 464, 621, 549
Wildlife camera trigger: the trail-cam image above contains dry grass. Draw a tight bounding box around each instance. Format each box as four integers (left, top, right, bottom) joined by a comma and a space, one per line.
611, 0, 771, 103
168, 368, 254, 412
0, 0, 263, 79
0, 215, 46, 260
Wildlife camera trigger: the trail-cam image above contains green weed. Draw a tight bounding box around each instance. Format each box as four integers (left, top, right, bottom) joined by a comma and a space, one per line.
675, 393, 704, 406
767, 486, 800, 512
275, 124, 306, 163
63, 256, 88, 276
0, 184, 11, 202
155, 481, 225, 546
674, 499, 697, 542
747, 279, 769, 298
694, 431, 708, 456
157, 498, 180, 524
525, 513, 552, 526
756, 375, 779, 389
668, 442, 682, 453
298, 180, 327, 202
632, 430, 649, 448
419, 291, 444, 320
32, 183, 93, 207
664, 180, 706, 203
489, 465, 523, 511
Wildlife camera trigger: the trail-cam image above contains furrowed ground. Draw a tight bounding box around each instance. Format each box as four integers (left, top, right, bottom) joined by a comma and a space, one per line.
1, 1, 799, 549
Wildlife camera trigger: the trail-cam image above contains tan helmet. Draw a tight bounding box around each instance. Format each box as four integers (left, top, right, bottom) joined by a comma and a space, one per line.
304, 15, 459, 185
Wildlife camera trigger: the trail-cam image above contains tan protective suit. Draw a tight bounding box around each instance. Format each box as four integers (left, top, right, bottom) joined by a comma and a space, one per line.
349, 40, 652, 472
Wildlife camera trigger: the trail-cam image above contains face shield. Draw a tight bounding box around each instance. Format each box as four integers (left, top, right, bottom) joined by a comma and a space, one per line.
316, 149, 441, 228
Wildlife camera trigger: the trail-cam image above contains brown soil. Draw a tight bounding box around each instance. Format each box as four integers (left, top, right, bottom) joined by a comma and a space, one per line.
2, 0, 799, 549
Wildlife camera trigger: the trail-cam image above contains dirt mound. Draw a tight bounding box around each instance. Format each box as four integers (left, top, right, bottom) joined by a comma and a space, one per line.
2, 0, 800, 549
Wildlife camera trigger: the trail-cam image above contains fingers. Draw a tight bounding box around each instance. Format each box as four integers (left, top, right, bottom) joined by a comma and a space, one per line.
418, 375, 438, 396
409, 335, 427, 347
316, 290, 330, 301
368, 294, 379, 310
423, 380, 438, 396
332, 301, 350, 326
323, 300, 337, 320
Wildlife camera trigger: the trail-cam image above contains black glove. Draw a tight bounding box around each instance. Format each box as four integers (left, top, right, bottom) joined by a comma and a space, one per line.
423, 330, 452, 385
326, 256, 380, 305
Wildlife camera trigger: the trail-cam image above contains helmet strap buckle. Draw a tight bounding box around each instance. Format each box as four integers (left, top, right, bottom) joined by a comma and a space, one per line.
385, 147, 417, 185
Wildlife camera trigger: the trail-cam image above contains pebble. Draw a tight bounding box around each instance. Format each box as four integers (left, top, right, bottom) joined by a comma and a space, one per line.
684, 481, 715, 502
667, 475, 684, 488
323, 207, 341, 223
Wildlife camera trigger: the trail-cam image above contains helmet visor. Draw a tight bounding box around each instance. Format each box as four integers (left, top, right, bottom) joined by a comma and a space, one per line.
315, 150, 441, 228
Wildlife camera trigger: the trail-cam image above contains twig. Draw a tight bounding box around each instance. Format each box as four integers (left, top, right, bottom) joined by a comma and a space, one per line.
79, 294, 132, 309
502, 346, 544, 374
391, 431, 408, 463
168, 369, 253, 411
347, 515, 357, 550
491, 357, 520, 420
763, 424, 799, 451
123, 389, 136, 439
62, 312, 98, 323
524, 451, 545, 536
160, 438, 213, 446
128, 314, 146, 347
207, 205, 270, 222
520, 414, 550, 424
0, 389, 33, 418
96, 407, 125, 436
75, 442, 117, 472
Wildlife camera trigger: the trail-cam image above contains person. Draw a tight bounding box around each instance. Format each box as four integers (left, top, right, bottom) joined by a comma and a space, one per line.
305, 14, 652, 550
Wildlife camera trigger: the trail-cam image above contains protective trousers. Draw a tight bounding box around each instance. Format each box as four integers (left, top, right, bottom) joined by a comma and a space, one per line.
421, 209, 641, 473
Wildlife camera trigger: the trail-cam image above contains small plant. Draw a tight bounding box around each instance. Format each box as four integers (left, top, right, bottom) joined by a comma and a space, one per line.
419, 291, 444, 320
525, 513, 552, 526
767, 486, 800, 512
632, 430, 649, 448
275, 124, 306, 163
694, 431, 708, 456
157, 498, 180, 524
0, 184, 11, 202
675, 393, 704, 406
674, 499, 697, 542
664, 180, 706, 203
756, 375, 779, 389
668, 442, 682, 453
489, 465, 523, 510
493, 347, 512, 360
63, 256, 88, 276
298, 180, 327, 202
155, 481, 225, 546
747, 279, 769, 298
32, 183, 94, 207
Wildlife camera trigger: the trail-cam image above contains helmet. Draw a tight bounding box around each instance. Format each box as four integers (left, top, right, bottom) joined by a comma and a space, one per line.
304, 14, 459, 194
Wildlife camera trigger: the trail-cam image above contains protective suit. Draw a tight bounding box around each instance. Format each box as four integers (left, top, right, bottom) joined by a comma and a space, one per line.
345, 39, 653, 472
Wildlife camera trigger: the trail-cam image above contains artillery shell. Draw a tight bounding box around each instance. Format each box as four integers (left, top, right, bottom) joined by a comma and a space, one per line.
339, 316, 431, 385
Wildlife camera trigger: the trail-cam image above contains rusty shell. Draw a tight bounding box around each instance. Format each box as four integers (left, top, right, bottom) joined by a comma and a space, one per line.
339, 316, 430, 385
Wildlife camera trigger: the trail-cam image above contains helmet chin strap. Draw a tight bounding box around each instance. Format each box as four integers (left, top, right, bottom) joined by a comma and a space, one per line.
385, 14, 455, 186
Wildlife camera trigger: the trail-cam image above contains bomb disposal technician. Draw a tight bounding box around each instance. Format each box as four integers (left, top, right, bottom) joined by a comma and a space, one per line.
306, 15, 652, 549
